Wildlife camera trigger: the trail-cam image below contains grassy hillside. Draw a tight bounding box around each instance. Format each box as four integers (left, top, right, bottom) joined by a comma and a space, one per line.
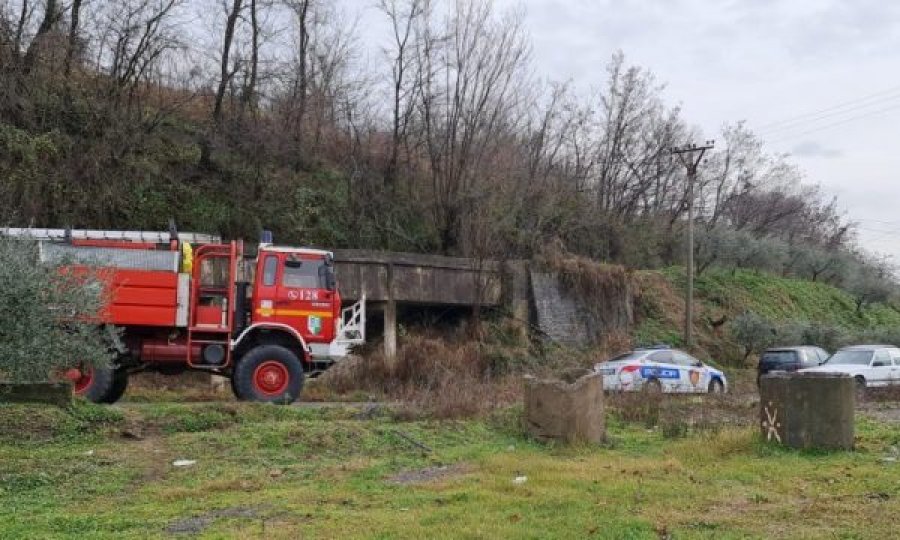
634, 267, 900, 364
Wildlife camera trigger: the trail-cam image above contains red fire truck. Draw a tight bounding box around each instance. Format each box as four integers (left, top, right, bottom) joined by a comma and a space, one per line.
2, 227, 365, 404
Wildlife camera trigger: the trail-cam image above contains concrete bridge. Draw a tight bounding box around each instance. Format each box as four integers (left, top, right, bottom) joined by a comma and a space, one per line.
332, 249, 635, 359
333, 250, 527, 359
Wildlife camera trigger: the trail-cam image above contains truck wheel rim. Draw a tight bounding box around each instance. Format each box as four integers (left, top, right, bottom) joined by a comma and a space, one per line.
70, 368, 93, 394
254, 361, 289, 396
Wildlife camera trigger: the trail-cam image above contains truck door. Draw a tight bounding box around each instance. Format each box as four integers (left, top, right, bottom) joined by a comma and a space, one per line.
275, 253, 336, 342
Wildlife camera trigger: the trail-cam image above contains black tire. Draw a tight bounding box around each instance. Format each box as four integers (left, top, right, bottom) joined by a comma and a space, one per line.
644, 378, 663, 393
75, 364, 124, 404
708, 378, 725, 394
100, 369, 129, 404
232, 345, 304, 404
230, 370, 242, 401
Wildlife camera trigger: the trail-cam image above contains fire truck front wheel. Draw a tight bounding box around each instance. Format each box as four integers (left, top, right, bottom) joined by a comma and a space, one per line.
232, 345, 304, 404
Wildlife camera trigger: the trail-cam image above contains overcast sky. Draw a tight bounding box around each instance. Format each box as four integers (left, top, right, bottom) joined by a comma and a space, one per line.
342, 0, 900, 261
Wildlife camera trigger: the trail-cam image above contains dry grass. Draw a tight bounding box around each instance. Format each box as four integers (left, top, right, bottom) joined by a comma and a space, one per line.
125, 371, 230, 403
317, 335, 522, 419
605, 369, 760, 436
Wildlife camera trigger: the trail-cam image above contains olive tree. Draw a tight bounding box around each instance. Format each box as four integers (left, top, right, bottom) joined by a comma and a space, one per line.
844, 258, 896, 314
0, 236, 111, 383
730, 311, 775, 361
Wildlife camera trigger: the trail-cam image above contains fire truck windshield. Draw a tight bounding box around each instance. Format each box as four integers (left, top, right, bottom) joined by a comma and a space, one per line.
283, 258, 325, 289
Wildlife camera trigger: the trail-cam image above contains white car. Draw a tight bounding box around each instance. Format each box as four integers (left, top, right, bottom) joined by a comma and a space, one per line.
595, 347, 727, 394
799, 344, 900, 390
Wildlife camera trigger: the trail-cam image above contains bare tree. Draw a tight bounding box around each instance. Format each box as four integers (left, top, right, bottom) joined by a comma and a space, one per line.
100, 0, 181, 97
283, 0, 312, 138
415, 0, 531, 253
212, 0, 243, 123
378, 0, 423, 189
21, 0, 62, 72
63, 0, 84, 76
239, 0, 258, 110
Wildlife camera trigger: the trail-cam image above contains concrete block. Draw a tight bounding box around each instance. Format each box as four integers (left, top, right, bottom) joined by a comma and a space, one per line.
0, 382, 73, 407
759, 372, 854, 451
524, 369, 605, 444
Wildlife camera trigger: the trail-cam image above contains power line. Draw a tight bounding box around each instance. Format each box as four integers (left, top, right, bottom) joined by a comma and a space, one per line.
858, 226, 900, 235
856, 218, 900, 226
755, 84, 900, 131
756, 92, 900, 136
767, 101, 900, 143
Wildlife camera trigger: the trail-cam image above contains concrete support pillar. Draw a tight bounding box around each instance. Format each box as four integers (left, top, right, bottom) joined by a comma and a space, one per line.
383, 262, 397, 367
502, 260, 530, 342
383, 298, 397, 367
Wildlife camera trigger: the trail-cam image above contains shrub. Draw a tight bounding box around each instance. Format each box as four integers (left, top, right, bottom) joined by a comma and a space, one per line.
729, 311, 775, 360
0, 236, 112, 382
799, 322, 848, 352
844, 263, 895, 314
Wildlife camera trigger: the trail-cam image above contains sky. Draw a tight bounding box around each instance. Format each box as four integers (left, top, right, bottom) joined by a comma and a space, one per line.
341, 0, 900, 262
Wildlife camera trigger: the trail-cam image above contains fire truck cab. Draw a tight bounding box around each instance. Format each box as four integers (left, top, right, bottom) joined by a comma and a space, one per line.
3, 227, 365, 404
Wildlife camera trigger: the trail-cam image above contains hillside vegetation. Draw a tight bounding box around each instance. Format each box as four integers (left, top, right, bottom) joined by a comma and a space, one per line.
635, 267, 900, 364
2, 0, 897, 377
1, 1, 881, 284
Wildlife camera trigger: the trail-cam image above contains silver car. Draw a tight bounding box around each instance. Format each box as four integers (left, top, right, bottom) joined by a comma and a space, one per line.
799, 344, 900, 391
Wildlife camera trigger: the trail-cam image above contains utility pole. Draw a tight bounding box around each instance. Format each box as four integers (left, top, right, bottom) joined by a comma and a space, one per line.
672, 140, 715, 349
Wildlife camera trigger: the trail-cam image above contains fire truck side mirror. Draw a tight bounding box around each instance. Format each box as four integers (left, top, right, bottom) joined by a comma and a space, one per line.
324, 265, 336, 291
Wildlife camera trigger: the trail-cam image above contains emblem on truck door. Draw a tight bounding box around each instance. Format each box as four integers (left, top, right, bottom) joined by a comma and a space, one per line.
307, 316, 322, 335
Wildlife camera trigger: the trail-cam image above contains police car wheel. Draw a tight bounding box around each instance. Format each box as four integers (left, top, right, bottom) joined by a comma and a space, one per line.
643, 378, 662, 393
708, 379, 724, 394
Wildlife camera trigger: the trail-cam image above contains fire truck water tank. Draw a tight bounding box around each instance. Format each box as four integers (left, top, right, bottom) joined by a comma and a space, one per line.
140, 340, 202, 364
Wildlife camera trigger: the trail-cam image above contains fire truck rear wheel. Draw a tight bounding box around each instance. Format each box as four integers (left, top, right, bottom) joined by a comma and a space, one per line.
73, 364, 128, 404
102, 369, 129, 404
232, 345, 304, 404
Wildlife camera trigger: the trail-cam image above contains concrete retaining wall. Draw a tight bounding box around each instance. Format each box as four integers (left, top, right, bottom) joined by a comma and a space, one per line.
530, 272, 589, 346
0, 383, 72, 407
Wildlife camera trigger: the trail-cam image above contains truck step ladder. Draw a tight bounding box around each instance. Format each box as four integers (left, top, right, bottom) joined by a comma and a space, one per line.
186, 241, 241, 369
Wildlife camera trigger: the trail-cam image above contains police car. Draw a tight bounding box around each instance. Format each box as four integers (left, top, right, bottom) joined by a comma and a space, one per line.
594, 347, 727, 394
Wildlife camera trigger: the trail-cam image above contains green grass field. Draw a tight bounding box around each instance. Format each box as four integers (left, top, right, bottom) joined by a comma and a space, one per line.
1, 400, 898, 539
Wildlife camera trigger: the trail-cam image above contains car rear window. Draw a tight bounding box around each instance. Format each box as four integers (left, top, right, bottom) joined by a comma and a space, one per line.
761, 351, 797, 365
